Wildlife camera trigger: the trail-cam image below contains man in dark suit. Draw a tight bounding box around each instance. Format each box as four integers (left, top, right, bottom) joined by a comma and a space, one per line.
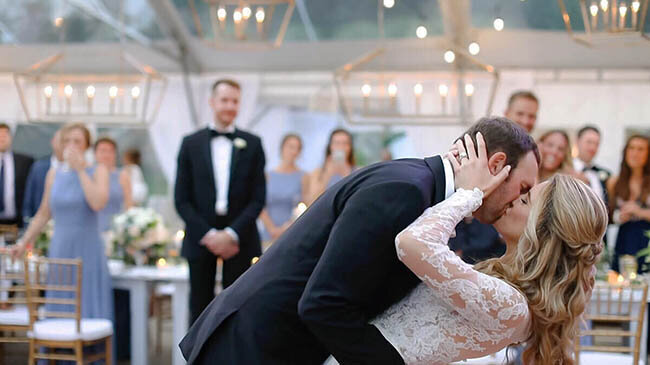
23, 130, 63, 224
180, 117, 540, 364
573, 125, 610, 205
175, 79, 266, 325
0, 123, 34, 228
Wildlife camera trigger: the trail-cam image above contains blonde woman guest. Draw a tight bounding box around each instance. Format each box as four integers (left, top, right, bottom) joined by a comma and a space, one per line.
122, 149, 148, 206
259, 134, 306, 242
13, 123, 113, 322
304, 129, 355, 205
95, 137, 133, 232
538, 129, 587, 183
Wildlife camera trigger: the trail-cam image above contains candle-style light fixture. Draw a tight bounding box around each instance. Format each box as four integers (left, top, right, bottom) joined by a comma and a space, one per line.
558, 0, 649, 45
188, 0, 296, 48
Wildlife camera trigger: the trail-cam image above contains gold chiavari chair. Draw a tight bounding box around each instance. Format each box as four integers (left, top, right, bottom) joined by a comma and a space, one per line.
0, 251, 29, 347
0, 224, 19, 244
24, 257, 113, 365
576, 281, 649, 365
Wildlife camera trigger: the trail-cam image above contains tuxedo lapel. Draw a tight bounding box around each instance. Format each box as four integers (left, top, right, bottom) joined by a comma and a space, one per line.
424, 155, 446, 205
229, 129, 243, 188
201, 128, 217, 197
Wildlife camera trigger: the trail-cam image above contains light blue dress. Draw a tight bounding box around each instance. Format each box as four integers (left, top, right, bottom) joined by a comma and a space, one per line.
48, 167, 114, 321
262, 170, 304, 241
97, 170, 124, 232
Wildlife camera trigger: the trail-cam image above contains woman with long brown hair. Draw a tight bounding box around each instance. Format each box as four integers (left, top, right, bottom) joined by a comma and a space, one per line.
304, 128, 355, 205
608, 134, 650, 273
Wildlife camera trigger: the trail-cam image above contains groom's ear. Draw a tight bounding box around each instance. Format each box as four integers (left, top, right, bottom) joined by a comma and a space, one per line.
487, 152, 507, 176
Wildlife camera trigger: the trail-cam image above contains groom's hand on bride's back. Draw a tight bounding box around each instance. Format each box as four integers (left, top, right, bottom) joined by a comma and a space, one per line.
449, 132, 511, 196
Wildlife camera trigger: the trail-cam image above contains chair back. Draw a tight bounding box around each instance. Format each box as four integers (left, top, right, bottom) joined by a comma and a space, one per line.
24, 256, 82, 333
0, 250, 27, 306
575, 281, 649, 364
0, 224, 19, 243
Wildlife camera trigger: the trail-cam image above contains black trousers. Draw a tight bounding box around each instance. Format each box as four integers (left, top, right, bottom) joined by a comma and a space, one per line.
188, 249, 253, 325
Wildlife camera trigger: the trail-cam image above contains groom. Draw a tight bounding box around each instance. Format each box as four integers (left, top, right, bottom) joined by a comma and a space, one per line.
180, 117, 540, 364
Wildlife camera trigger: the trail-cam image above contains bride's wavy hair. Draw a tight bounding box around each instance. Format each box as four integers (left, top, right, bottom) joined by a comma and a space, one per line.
475, 175, 607, 364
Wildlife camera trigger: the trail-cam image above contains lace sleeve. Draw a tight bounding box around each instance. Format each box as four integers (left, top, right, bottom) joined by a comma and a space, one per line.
395, 189, 529, 334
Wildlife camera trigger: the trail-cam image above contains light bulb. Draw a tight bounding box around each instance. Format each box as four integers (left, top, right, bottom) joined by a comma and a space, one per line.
413, 83, 423, 96
438, 84, 449, 97
464, 83, 474, 97
493, 17, 504, 31
255, 7, 265, 23
383, 0, 395, 8
600, 0, 609, 12
217, 7, 227, 21
131, 86, 141, 99
387, 83, 397, 97
468, 42, 480, 56
242, 6, 252, 20
86, 85, 96, 98
64, 84, 73, 98
590, 4, 599, 16
54, 17, 64, 27
43, 85, 53, 98
444, 50, 455, 63
632, 0, 641, 12
416, 26, 427, 39
233, 9, 243, 24
619, 4, 628, 17
361, 84, 372, 97
109, 86, 118, 99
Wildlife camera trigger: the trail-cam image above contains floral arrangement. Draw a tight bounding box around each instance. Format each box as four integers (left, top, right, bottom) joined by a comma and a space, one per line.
108, 207, 170, 265
33, 220, 54, 256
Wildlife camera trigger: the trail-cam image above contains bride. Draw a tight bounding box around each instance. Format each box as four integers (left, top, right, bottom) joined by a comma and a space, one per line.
327, 136, 607, 365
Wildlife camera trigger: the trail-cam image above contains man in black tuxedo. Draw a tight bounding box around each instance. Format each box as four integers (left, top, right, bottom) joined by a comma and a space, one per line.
0, 123, 34, 229
180, 117, 540, 364
174, 79, 266, 325
573, 125, 610, 205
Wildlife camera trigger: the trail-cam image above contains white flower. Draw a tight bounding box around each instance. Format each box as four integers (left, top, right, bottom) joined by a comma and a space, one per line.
234, 137, 247, 149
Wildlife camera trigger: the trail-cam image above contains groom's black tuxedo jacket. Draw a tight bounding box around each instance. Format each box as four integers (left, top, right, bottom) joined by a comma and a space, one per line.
180, 156, 447, 365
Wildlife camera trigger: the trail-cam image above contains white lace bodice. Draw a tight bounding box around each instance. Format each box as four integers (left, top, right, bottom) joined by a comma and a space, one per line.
371, 189, 531, 365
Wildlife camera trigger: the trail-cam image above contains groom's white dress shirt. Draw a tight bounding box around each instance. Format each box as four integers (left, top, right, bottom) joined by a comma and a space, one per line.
207, 123, 239, 243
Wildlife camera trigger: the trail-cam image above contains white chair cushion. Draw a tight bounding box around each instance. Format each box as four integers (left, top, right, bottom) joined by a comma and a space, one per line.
29, 318, 113, 341
0, 305, 29, 326
155, 283, 175, 296
579, 352, 636, 365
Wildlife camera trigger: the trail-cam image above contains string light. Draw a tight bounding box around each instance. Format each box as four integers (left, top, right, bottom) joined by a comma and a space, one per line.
632, 0, 641, 12
444, 50, 455, 63
361, 84, 372, 97
131, 86, 141, 99
255, 7, 265, 23
387, 83, 397, 97
416, 26, 428, 39
600, 0, 609, 12
438, 84, 449, 97
242, 6, 252, 20
86, 85, 96, 98
468, 42, 480, 55
64, 85, 73, 98
590, 4, 599, 16
233, 9, 243, 24
413, 83, 423, 96
464, 84, 475, 97
493, 17, 504, 31
109, 86, 118, 99
43, 85, 53, 98
217, 7, 227, 22
383, 0, 395, 8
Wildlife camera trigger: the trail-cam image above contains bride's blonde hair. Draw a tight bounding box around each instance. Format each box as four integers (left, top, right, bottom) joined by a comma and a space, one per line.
475, 175, 607, 364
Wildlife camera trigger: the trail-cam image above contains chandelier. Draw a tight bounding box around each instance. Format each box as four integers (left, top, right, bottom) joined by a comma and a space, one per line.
558, 0, 649, 45
188, 0, 296, 48
334, 46, 500, 127
13, 52, 167, 126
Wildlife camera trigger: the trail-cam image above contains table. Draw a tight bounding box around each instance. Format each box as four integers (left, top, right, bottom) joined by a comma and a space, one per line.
109, 260, 189, 365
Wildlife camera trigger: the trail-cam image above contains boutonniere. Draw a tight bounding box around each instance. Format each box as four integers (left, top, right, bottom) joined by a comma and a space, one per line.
233, 137, 247, 149
598, 171, 608, 181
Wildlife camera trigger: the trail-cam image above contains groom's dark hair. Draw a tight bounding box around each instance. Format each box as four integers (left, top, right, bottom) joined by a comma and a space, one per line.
458, 117, 540, 169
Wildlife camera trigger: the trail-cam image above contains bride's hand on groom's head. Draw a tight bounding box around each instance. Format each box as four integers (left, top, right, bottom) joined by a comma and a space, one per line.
448, 132, 511, 197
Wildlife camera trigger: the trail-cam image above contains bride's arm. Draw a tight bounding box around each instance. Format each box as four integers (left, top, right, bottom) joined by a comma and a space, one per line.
395, 188, 529, 334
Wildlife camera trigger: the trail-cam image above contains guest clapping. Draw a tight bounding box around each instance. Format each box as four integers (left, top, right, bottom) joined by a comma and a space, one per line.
259, 134, 306, 242
608, 135, 650, 273
304, 129, 355, 205
13, 123, 113, 321
95, 137, 133, 232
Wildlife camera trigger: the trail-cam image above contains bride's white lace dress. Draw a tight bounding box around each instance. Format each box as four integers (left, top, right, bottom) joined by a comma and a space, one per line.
324, 189, 531, 365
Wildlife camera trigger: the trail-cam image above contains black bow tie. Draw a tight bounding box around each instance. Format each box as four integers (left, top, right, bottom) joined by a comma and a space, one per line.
211, 130, 235, 140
